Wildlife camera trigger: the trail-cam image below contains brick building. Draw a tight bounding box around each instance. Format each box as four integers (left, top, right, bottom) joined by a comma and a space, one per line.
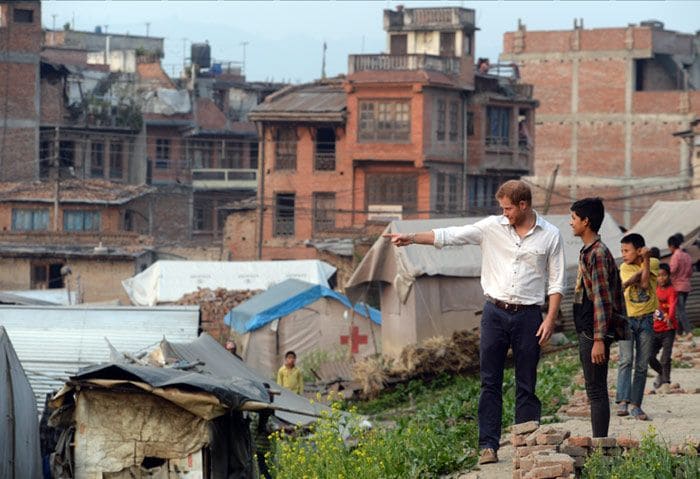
250, 6, 537, 269
0, 179, 155, 303
502, 20, 700, 227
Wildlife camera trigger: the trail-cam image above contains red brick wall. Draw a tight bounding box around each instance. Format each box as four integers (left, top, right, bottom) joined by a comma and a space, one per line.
147, 126, 186, 184
0, 2, 42, 53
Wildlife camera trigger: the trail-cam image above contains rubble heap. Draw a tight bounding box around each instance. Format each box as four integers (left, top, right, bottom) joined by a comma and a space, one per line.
175, 288, 260, 341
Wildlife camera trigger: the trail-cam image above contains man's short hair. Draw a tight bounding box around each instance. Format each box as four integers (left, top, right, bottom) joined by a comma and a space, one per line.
495, 180, 532, 206
650, 247, 660, 259
570, 197, 605, 233
621, 233, 645, 249
668, 234, 683, 249
284, 350, 296, 359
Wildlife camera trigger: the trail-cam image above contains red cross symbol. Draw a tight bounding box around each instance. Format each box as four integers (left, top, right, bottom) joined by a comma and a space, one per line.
340, 325, 368, 354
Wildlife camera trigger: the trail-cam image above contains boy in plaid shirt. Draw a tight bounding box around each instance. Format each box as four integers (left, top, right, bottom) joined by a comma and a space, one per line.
570, 198, 625, 437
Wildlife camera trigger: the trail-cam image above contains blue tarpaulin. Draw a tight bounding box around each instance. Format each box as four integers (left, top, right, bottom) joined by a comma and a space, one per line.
225, 279, 380, 334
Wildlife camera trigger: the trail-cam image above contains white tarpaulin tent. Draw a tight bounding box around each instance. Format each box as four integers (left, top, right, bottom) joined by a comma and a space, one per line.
122, 260, 337, 306
346, 213, 623, 357
629, 199, 700, 254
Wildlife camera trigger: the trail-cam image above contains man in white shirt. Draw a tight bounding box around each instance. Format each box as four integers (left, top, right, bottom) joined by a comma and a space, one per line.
384, 180, 565, 465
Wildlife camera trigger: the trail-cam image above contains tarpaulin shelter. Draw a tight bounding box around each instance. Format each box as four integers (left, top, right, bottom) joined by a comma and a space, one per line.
0, 326, 42, 479
48, 334, 328, 478
0, 304, 199, 414
225, 279, 381, 379
122, 259, 337, 306
629, 199, 700, 255
345, 214, 623, 357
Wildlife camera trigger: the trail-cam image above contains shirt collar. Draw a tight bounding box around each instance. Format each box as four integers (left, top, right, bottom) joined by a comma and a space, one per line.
499, 209, 542, 232
580, 235, 601, 253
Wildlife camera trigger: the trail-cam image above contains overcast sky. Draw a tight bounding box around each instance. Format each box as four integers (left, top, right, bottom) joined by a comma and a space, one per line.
41, 1, 700, 83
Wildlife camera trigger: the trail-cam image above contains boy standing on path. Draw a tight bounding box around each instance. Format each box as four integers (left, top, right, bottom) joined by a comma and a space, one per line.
649, 263, 678, 389
384, 180, 565, 465
277, 350, 304, 395
616, 233, 659, 421
570, 198, 626, 438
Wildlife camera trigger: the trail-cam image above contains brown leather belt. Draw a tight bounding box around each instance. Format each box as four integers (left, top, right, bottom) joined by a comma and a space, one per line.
488, 298, 540, 314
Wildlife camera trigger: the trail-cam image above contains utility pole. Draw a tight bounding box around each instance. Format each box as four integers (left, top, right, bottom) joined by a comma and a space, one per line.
53, 126, 60, 231
145, 22, 150, 37
543, 164, 559, 214
240, 41, 249, 75
181, 37, 188, 78
321, 41, 327, 79
51, 14, 57, 43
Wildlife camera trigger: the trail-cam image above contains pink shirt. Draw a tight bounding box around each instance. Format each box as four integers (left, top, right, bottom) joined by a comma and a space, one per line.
670, 248, 693, 293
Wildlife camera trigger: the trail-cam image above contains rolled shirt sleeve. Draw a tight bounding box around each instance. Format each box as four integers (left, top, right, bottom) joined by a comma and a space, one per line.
546, 231, 566, 297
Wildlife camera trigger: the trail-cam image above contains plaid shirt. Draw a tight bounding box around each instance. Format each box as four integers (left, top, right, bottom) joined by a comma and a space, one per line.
574, 237, 625, 340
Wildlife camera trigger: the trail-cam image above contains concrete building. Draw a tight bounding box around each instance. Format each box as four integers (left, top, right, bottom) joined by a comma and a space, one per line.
501, 20, 700, 227
249, 6, 537, 269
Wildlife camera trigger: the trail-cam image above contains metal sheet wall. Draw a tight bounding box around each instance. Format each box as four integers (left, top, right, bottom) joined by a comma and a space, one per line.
0, 305, 200, 414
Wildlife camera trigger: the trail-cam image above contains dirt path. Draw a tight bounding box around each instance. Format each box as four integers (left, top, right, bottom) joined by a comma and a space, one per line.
456, 335, 700, 479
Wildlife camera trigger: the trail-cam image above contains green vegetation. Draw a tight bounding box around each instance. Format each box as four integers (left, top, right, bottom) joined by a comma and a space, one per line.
271, 349, 581, 478
582, 426, 700, 479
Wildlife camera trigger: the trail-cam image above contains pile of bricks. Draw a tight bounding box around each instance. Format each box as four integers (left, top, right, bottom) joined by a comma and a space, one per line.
510, 422, 646, 478
511, 421, 575, 478
175, 287, 260, 341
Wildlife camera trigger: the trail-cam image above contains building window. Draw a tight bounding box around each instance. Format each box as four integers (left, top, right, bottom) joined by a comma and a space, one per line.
249, 141, 259, 170
223, 142, 244, 169
64, 210, 101, 232
436, 99, 446, 141
155, 139, 170, 169
434, 173, 461, 215
313, 192, 336, 232
314, 128, 336, 171
466, 111, 474, 136
486, 107, 511, 146
359, 100, 410, 142
275, 129, 297, 170
90, 142, 104, 178
109, 141, 123, 179
366, 173, 417, 213
11, 208, 49, 231
464, 33, 473, 56
193, 198, 214, 231
191, 140, 214, 169
274, 193, 295, 237
449, 101, 459, 142
31, 262, 64, 290
13, 8, 33, 23
439, 32, 455, 57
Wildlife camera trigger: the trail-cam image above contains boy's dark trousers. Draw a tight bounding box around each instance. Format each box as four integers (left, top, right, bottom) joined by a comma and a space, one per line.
649, 330, 675, 385
577, 331, 611, 438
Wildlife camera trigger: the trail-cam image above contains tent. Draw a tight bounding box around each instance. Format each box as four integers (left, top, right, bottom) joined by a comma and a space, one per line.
629, 199, 700, 255
225, 279, 381, 379
0, 326, 42, 479
48, 334, 329, 478
122, 259, 337, 306
345, 214, 623, 357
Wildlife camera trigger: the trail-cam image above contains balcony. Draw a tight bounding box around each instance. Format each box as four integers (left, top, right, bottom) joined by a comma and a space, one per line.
348, 54, 461, 76
192, 168, 257, 191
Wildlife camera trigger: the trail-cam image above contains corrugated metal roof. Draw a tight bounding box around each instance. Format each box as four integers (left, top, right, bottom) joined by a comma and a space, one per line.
0, 305, 199, 413
249, 81, 346, 120
0, 179, 154, 205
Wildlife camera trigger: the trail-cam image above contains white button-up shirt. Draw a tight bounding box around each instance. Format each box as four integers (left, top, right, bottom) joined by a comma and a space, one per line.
432, 213, 566, 305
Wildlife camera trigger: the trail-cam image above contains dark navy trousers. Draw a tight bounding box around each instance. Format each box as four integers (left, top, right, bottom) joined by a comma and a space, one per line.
478, 301, 542, 451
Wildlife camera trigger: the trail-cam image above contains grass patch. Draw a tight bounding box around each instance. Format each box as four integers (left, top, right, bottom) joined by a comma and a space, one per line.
271, 349, 580, 478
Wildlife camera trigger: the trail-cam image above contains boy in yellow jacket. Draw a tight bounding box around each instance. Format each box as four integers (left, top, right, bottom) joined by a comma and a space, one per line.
277, 350, 303, 395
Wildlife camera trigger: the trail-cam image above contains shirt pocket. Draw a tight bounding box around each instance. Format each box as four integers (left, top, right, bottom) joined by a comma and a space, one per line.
521, 247, 547, 269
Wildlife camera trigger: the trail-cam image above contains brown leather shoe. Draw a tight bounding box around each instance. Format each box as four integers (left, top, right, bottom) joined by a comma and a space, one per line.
478, 448, 498, 465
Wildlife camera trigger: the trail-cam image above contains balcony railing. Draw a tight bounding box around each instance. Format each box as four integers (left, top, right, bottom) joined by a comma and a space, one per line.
192, 168, 257, 190
348, 54, 461, 76
385, 8, 476, 31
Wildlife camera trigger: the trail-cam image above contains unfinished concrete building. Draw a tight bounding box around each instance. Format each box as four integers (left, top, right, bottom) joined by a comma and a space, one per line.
502, 20, 700, 227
